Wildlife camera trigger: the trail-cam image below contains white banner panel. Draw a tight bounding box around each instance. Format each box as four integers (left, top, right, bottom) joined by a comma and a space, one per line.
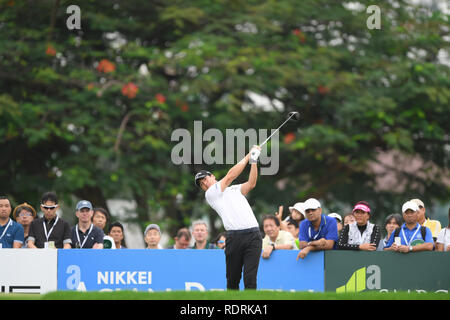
0, 249, 57, 294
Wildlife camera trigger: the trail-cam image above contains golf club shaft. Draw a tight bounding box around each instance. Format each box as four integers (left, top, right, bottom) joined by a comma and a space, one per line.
259, 113, 296, 147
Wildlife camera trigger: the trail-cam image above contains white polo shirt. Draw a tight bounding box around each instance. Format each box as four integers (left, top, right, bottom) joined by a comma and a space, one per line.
262, 230, 298, 250
205, 181, 259, 231
437, 227, 450, 250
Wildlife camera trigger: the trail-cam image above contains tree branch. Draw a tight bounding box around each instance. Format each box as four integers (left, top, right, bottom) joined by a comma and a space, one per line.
47, 0, 61, 44
114, 111, 133, 154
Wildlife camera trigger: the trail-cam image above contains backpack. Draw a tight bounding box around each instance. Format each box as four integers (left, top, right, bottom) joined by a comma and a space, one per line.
393, 226, 427, 243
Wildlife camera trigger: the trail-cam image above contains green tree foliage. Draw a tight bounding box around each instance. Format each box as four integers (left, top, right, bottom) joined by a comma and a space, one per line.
0, 0, 448, 234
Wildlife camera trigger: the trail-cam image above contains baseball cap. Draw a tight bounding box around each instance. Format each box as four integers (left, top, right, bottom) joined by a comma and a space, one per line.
410, 198, 424, 208
402, 201, 419, 213
76, 200, 93, 211
144, 223, 161, 236
328, 213, 342, 222
289, 202, 305, 217
194, 170, 212, 187
303, 198, 321, 210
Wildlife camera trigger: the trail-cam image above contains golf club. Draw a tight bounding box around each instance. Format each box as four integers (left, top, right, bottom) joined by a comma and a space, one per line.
259, 111, 300, 148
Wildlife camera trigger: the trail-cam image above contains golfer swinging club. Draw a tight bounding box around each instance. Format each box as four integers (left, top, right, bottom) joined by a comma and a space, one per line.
195, 145, 262, 290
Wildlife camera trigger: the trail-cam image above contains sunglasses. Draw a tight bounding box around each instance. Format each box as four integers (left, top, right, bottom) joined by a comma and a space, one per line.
18, 212, 33, 217
42, 205, 58, 210
218, 240, 225, 244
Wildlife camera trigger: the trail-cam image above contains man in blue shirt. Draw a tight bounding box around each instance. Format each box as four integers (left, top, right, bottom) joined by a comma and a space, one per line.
297, 198, 338, 260
0, 196, 24, 248
384, 200, 433, 253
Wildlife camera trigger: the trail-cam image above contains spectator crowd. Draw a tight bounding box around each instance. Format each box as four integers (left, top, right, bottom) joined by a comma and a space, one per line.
1, 192, 449, 255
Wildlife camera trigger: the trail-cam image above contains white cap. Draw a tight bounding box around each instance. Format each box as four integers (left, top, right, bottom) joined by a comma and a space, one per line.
303, 198, 321, 210
402, 201, 419, 213
410, 198, 424, 208
289, 202, 305, 217
328, 213, 342, 222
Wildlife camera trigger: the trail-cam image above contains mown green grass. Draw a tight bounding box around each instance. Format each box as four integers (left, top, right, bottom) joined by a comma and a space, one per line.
1, 290, 448, 300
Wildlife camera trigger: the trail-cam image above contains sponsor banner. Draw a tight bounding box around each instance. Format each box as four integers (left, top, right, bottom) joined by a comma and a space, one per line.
325, 251, 450, 293
0, 249, 57, 294
259, 250, 324, 292
57, 249, 324, 292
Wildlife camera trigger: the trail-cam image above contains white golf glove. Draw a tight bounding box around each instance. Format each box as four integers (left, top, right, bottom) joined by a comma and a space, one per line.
250, 145, 261, 163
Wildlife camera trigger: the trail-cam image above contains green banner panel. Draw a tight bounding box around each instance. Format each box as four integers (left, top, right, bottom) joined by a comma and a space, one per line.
325, 251, 450, 293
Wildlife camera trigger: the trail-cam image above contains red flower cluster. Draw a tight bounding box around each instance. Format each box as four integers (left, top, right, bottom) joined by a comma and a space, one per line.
96, 59, 116, 73
180, 103, 189, 112
176, 99, 189, 112
292, 29, 306, 43
155, 93, 166, 103
46, 44, 56, 56
121, 82, 138, 99
317, 85, 330, 95
284, 132, 295, 144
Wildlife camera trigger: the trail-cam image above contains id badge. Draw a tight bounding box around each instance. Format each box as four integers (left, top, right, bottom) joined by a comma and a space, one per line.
45, 241, 56, 249
394, 237, 401, 246
0, 243, 2, 249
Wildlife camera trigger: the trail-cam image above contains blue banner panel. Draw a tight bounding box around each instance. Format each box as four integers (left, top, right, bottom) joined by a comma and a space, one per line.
258, 250, 324, 292
57, 249, 324, 292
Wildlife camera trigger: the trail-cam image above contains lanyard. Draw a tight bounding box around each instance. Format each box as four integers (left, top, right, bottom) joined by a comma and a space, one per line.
76, 224, 93, 248
401, 223, 421, 246
43, 216, 59, 242
0, 219, 12, 240
308, 216, 326, 240
308, 225, 323, 240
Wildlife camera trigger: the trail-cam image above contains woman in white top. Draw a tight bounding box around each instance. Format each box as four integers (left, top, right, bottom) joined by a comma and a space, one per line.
436, 209, 449, 252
